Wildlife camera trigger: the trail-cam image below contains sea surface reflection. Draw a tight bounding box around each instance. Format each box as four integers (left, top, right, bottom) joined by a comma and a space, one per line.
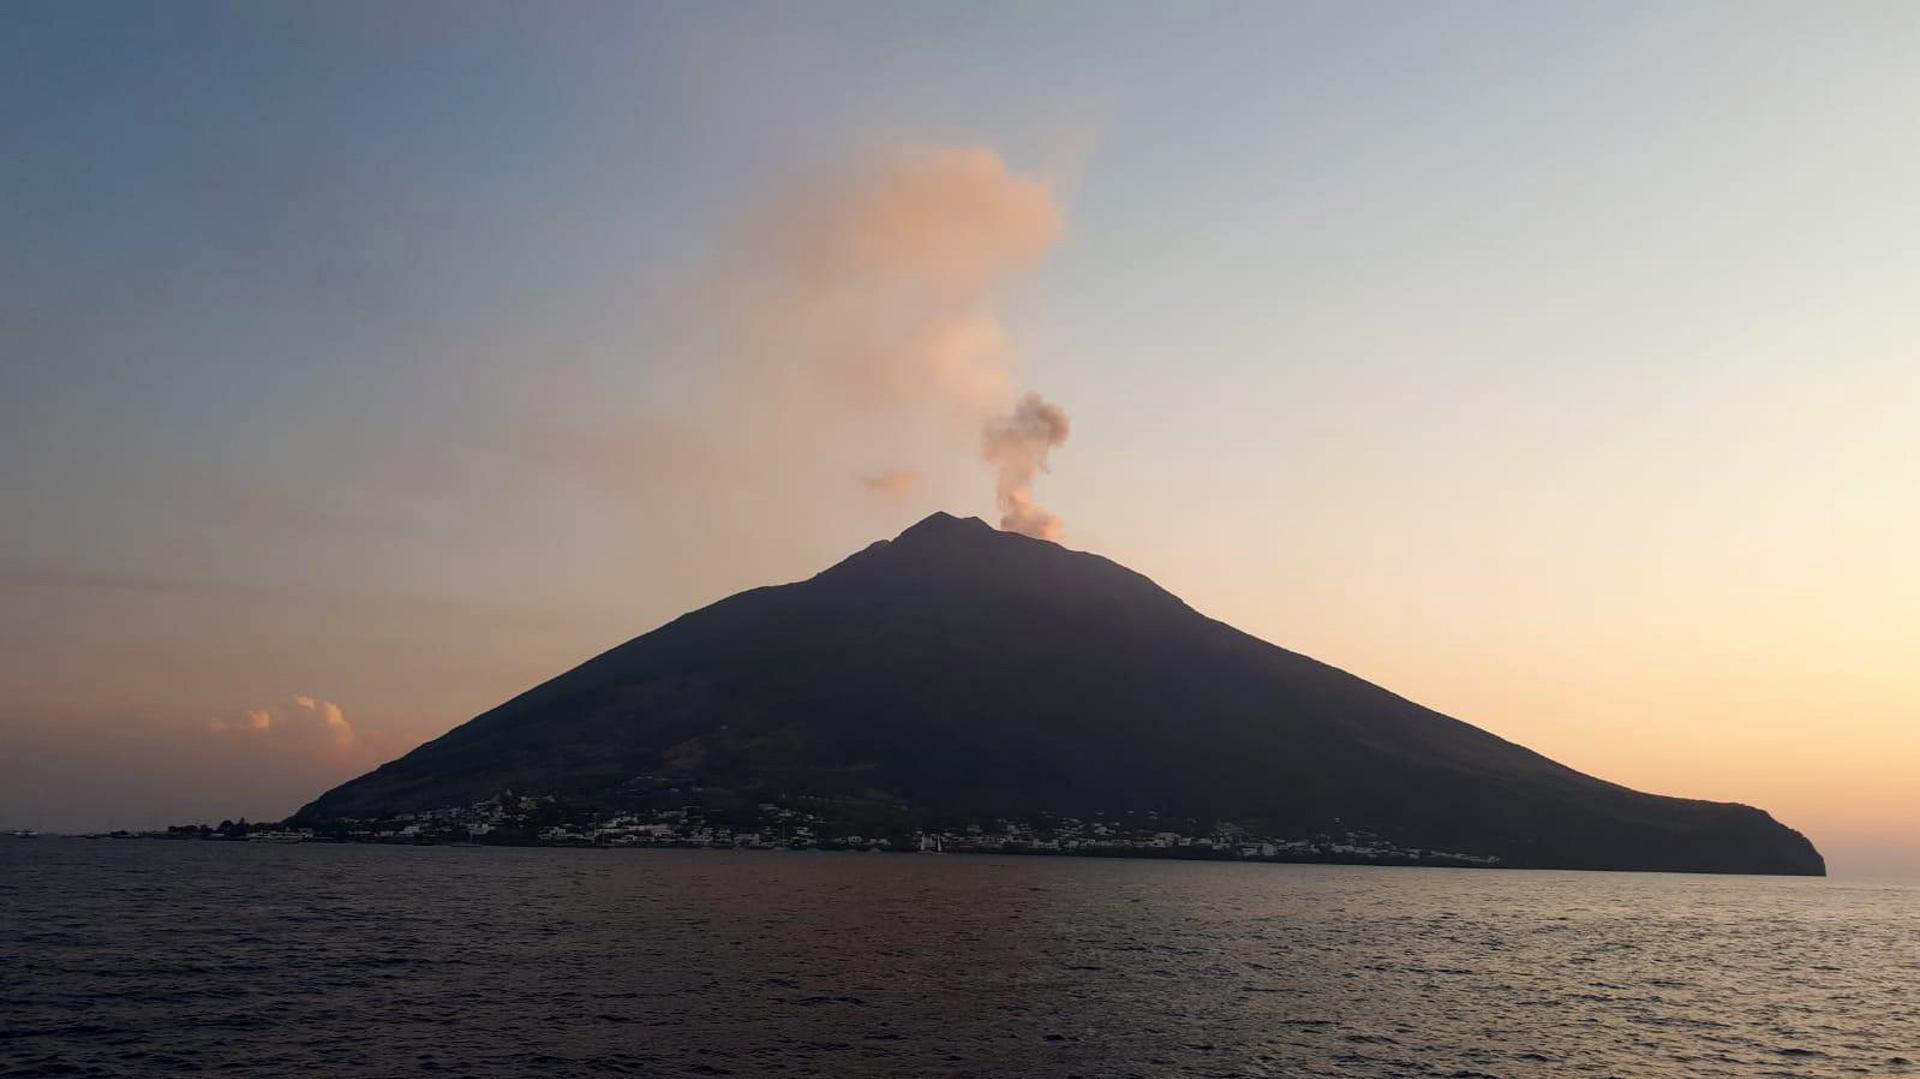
4, 841, 1916, 1077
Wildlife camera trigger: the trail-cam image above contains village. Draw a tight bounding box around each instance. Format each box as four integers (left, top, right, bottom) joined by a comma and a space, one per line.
143, 793, 1502, 868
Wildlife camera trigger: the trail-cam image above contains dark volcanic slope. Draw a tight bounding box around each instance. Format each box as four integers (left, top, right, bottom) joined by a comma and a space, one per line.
299, 513, 1823, 874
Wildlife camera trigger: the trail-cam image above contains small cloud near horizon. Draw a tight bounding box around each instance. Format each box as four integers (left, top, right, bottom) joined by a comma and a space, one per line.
208, 696, 360, 754
862, 469, 917, 497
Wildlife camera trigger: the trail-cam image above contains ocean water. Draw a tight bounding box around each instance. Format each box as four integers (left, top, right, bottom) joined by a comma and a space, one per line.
3, 841, 1915, 1078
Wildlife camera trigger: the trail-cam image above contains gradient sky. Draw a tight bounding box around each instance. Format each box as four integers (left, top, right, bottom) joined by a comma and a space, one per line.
4, 2, 1916, 876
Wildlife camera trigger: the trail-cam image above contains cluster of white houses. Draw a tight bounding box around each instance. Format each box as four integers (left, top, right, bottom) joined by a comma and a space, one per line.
284, 796, 1502, 866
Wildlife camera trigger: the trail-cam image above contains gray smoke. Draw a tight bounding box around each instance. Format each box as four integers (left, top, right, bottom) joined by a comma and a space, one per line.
982, 392, 1070, 540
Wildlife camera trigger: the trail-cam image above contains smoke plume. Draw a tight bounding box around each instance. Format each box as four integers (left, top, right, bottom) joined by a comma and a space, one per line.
983, 392, 1071, 540
717, 145, 1075, 538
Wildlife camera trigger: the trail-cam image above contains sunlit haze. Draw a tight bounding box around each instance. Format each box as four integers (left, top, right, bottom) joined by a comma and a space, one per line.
4, 3, 1916, 877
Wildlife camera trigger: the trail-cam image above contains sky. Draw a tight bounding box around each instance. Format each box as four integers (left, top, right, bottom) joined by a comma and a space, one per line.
3, 2, 1916, 877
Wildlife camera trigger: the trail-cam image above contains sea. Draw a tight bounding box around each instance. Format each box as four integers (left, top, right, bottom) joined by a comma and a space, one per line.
3, 840, 1915, 1078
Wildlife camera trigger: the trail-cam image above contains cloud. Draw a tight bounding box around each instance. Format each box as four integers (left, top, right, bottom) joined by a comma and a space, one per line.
208, 696, 358, 754
862, 469, 917, 497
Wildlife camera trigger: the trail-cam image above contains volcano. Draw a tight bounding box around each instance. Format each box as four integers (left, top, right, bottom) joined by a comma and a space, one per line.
297, 513, 1823, 874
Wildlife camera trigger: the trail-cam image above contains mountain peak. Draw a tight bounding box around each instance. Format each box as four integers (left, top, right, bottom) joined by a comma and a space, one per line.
895, 511, 996, 542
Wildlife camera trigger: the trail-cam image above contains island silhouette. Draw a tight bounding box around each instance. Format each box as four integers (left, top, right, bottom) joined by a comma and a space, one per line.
297, 513, 1823, 875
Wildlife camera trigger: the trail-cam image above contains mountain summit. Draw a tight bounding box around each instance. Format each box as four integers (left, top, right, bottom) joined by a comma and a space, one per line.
298, 513, 1823, 874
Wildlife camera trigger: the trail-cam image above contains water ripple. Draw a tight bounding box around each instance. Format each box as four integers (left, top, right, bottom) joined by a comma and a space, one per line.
2, 841, 1916, 1077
